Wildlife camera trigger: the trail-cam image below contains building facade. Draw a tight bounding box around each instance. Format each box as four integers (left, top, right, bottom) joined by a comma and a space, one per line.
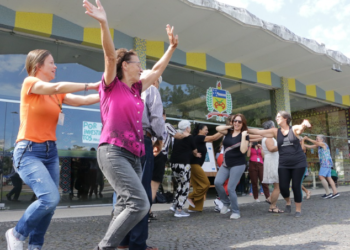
0, 1, 349, 208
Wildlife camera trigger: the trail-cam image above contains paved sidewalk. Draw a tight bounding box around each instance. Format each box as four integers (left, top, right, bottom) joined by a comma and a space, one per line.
0, 186, 349, 249
1, 185, 349, 222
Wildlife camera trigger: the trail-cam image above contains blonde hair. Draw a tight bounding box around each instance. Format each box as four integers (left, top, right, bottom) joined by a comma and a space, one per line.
25, 49, 52, 76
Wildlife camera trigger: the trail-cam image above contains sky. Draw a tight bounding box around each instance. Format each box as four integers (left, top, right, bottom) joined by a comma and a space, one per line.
216, 0, 350, 58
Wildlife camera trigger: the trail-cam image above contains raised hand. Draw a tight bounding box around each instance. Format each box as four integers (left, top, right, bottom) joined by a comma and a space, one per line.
302, 119, 312, 128
166, 24, 179, 49
83, 0, 107, 24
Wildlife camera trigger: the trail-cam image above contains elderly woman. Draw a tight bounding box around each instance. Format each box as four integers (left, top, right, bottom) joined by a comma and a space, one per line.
169, 120, 201, 217
83, 0, 178, 248
248, 111, 311, 218
304, 135, 339, 199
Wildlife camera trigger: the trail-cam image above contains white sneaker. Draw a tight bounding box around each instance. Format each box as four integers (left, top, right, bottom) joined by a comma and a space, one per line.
6, 228, 23, 250
169, 204, 176, 212
220, 205, 230, 214
186, 198, 196, 208
174, 210, 190, 217
255, 199, 260, 202
230, 213, 241, 219
187, 209, 199, 213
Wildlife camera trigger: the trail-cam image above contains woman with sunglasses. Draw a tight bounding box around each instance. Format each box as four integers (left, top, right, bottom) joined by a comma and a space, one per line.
83, 0, 178, 248
214, 114, 249, 219
248, 111, 311, 218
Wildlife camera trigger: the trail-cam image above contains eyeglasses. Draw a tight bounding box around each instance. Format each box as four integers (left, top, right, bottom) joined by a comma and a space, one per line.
127, 61, 142, 68
233, 120, 242, 124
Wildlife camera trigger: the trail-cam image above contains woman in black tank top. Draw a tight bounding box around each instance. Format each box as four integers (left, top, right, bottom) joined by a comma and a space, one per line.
248, 111, 311, 218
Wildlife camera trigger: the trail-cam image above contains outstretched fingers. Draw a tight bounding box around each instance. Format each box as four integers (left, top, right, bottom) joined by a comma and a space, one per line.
166, 24, 178, 48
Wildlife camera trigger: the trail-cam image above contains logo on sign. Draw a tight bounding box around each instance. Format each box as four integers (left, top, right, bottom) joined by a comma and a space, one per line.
206, 81, 232, 122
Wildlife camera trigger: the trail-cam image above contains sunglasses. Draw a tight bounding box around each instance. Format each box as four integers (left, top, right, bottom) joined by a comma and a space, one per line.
232, 119, 242, 124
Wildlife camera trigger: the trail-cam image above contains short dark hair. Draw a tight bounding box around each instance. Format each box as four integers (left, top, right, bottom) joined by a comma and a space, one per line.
163, 109, 166, 115
193, 124, 207, 136
277, 111, 292, 125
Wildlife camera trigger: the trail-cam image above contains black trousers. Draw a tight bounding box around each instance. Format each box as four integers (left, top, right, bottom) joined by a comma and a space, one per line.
8, 173, 23, 200
278, 167, 306, 203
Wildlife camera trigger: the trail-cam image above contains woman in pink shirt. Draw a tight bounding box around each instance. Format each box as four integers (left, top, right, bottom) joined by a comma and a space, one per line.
83, 1, 178, 249
247, 142, 270, 203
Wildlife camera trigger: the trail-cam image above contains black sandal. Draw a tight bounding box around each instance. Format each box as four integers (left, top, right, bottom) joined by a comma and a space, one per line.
149, 212, 157, 220
268, 207, 284, 213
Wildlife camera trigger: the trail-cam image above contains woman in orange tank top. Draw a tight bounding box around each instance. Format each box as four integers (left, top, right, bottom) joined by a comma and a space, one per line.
5, 49, 100, 250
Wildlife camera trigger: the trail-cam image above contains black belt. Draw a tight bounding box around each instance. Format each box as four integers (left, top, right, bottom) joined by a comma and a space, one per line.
143, 130, 152, 138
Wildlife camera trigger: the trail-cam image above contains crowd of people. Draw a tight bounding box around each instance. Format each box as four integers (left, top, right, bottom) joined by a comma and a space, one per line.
4, 0, 341, 249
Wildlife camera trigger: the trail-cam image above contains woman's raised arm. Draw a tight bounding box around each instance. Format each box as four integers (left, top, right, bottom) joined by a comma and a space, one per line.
140, 25, 178, 92
83, 0, 116, 86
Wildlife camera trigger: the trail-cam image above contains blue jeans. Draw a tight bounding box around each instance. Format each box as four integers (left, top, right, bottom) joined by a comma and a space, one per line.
98, 144, 149, 249
119, 136, 154, 250
12, 140, 60, 250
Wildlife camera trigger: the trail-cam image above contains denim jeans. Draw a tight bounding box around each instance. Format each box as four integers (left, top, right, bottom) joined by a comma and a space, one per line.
214, 164, 246, 215
120, 136, 154, 250
12, 140, 60, 250
97, 144, 149, 250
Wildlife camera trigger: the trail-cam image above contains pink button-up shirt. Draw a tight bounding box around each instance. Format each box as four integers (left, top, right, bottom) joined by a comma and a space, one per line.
99, 75, 145, 157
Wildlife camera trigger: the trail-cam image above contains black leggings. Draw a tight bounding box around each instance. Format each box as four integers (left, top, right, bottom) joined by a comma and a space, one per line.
278, 167, 306, 203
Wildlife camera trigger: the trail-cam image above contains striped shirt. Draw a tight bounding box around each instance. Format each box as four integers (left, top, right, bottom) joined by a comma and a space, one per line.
161, 123, 177, 155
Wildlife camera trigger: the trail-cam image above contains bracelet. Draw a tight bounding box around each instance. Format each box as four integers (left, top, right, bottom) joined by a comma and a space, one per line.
84, 83, 88, 96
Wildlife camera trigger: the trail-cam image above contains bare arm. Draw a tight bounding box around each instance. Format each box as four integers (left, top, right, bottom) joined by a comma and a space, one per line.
248, 128, 277, 138
30, 81, 100, 95
192, 149, 201, 158
63, 93, 100, 107
84, 0, 116, 86
304, 136, 325, 149
293, 119, 312, 136
174, 132, 185, 140
246, 142, 252, 157
240, 131, 249, 154
304, 144, 317, 149
204, 132, 223, 142
258, 144, 264, 158
300, 138, 306, 153
265, 138, 278, 152
140, 25, 178, 92
216, 125, 232, 135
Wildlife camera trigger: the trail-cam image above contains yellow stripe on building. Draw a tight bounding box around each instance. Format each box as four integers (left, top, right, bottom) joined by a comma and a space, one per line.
343, 95, 350, 106
185, 53, 206, 71
146, 41, 164, 59
306, 85, 317, 97
257, 72, 272, 86
288, 78, 296, 92
326, 91, 335, 102
224, 63, 242, 79
82, 28, 114, 48
14, 12, 53, 37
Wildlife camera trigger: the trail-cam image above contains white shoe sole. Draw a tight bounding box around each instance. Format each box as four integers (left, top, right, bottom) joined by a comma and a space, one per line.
174, 214, 190, 217
230, 216, 241, 220
5, 229, 10, 250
